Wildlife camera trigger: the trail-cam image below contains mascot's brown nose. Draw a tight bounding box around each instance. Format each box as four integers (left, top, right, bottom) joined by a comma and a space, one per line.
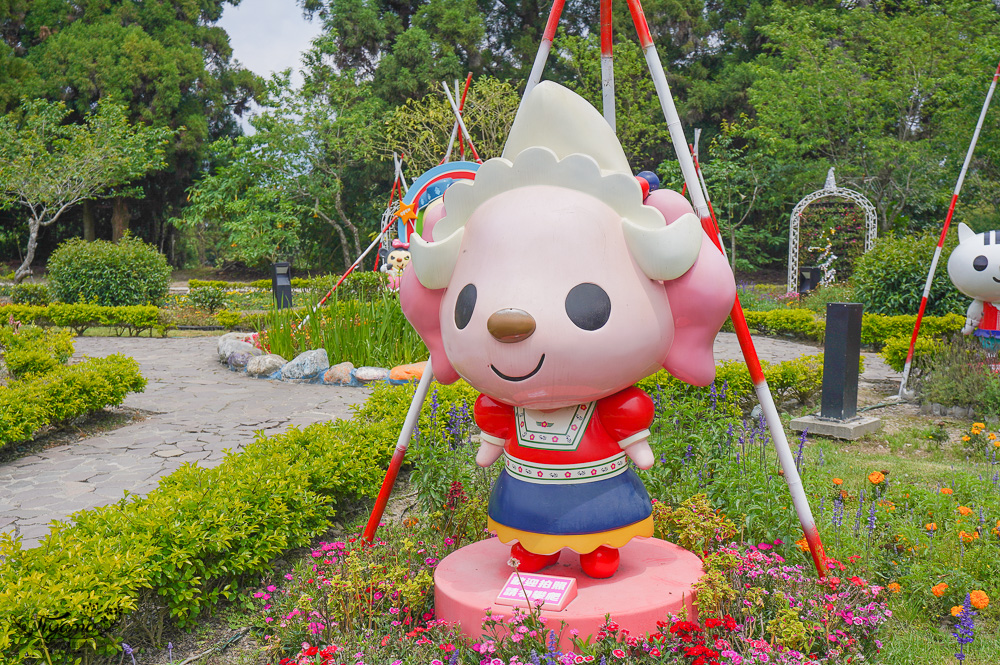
487, 309, 536, 343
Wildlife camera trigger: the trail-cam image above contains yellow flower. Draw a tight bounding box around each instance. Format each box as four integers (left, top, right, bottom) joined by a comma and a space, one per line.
974, 422, 986, 428
932, 583, 949, 597
962, 435, 971, 442
990, 433, 997, 441
971, 590, 990, 610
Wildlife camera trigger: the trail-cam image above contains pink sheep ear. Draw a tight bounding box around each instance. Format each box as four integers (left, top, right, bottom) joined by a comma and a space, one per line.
643, 189, 736, 386
399, 203, 461, 385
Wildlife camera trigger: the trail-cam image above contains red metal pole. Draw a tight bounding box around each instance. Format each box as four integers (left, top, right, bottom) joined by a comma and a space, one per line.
600, 0, 616, 131
624, 0, 827, 578
363, 360, 437, 542
525, 0, 567, 96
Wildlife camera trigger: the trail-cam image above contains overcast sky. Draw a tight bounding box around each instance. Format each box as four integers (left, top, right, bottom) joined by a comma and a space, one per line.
218, 0, 323, 88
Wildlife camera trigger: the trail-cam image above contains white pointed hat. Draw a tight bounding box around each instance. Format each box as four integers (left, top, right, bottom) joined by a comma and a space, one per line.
502, 81, 632, 176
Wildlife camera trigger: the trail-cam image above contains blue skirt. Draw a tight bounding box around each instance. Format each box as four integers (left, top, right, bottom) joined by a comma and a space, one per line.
487, 468, 652, 535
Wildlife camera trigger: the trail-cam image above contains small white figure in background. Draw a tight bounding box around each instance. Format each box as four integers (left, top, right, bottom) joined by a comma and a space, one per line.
380, 239, 411, 291
947, 222, 1000, 349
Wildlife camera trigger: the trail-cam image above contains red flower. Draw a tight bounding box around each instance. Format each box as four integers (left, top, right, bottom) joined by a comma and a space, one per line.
705, 618, 723, 629
305, 646, 319, 656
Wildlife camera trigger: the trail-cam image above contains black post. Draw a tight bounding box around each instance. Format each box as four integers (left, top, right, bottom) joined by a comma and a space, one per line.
271, 262, 293, 309
798, 266, 820, 294
821, 303, 864, 420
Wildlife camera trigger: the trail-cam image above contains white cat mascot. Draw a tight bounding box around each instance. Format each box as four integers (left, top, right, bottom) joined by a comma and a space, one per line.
947, 222, 1000, 344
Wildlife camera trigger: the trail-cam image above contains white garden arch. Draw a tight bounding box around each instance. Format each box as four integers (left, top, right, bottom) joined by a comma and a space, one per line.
787, 168, 878, 293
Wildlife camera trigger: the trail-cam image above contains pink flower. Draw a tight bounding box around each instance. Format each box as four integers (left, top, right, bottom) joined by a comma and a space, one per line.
612, 650, 626, 658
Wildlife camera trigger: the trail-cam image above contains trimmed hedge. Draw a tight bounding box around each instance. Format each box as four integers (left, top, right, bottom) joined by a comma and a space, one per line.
0, 354, 146, 448
724, 308, 963, 349
1, 304, 162, 337
0, 383, 415, 663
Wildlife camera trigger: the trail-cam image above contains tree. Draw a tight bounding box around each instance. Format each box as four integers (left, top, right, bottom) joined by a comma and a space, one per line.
384, 76, 520, 174
747, 1, 1000, 231
174, 72, 388, 271
0, 0, 261, 251
0, 99, 170, 282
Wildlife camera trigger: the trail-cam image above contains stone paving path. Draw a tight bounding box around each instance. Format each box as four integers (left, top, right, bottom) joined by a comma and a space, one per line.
0, 332, 898, 549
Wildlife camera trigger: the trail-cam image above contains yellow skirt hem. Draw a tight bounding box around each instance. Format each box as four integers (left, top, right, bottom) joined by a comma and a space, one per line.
487, 516, 654, 555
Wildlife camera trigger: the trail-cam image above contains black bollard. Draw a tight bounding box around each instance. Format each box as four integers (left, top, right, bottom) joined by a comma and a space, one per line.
820, 303, 863, 420
270, 262, 293, 309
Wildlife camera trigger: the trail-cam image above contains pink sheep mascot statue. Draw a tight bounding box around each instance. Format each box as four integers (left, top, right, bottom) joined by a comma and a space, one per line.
400, 82, 736, 579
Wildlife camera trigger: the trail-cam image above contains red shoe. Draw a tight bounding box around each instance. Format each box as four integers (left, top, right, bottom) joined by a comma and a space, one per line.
580, 546, 620, 578
510, 543, 560, 572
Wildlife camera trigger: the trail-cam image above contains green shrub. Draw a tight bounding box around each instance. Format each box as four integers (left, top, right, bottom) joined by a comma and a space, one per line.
880, 334, 942, 372
0, 303, 161, 337
48, 236, 171, 307
0, 354, 145, 448
913, 335, 1000, 413
0, 325, 74, 379
853, 233, 966, 317
11, 283, 50, 306
186, 285, 227, 313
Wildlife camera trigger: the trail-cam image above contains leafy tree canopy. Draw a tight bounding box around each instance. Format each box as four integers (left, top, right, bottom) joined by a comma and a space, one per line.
0, 98, 170, 281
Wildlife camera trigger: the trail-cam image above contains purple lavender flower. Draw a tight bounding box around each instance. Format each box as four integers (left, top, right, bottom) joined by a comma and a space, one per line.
833, 496, 844, 528
122, 643, 136, 665
795, 430, 807, 472
952, 593, 976, 662
168, 643, 173, 664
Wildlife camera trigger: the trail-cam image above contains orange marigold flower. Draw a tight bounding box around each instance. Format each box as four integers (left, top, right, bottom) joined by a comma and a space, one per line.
958, 506, 973, 517
868, 471, 885, 485
961, 435, 971, 442
795, 538, 809, 552
970, 590, 990, 610
974, 422, 986, 428
951, 606, 963, 617
958, 530, 979, 543
941, 488, 954, 495
832, 478, 844, 485
887, 582, 901, 593
932, 583, 948, 597
993, 440, 1000, 448
926, 523, 938, 531
990, 433, 997, 441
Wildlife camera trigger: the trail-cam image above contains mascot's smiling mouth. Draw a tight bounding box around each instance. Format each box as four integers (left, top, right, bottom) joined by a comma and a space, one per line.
491, 354, 545, 382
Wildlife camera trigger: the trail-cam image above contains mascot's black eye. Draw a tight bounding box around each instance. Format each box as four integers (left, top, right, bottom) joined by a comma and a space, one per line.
565, 283, 611, 331
455, 284, 476, 329
974, 255, 989, 272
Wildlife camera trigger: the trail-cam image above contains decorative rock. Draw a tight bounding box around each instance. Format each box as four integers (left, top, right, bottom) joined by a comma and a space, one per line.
217, 332, 260, 363
324, 361, 356, 385
247, 354, 288, 377
389, 361, 426, 383
352, 366, 390, 384
280, 349, 330, 380
227, 352, 254, 371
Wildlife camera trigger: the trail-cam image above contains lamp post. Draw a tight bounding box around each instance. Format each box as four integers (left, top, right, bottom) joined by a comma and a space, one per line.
270, 262, 292, 309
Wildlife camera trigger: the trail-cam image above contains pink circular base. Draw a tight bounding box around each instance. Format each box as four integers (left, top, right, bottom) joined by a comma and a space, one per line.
434, 537, 702, 649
